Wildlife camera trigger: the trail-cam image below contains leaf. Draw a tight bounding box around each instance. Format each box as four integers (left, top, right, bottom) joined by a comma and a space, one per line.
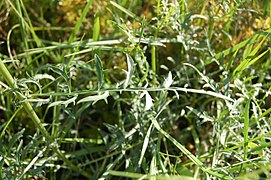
104, 123, 125, 152
94, 54, 104, 90
48, 95, 78, 108
243, 99, 251, 161
110, 1, 137, 19
138, 124, 153, 167
67, 0, 94, 43
176, 165, 194, 177
109, 21, 141, 46
33, 74, 55, 81
47, 64, 70, 87
7, 128, 25, 152
77, 91, 109, 105
214, 29, 271, 61
60, 138, 103, 144
144, 91, 153, 111
149, 155, 157, 176
163, 71, 173, 88
23, 98, 50, 108
184, 63, 217, 91
93, 10, 100, 42
123, 54, 135, 89
18, 146, 47, 179
233, 49, 269, 76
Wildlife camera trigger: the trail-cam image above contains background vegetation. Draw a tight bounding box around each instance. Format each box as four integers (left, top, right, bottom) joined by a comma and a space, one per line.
0, 0, 270, 179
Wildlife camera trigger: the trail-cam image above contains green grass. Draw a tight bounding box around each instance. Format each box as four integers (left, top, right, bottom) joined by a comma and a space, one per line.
0, 0, 271, 179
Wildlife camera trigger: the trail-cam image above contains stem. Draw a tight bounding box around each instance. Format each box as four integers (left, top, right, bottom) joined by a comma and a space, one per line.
151, 0, 161, 84
151, 45, 156, 74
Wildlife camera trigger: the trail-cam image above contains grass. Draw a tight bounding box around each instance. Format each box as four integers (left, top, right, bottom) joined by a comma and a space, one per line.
0, 0, 271, 179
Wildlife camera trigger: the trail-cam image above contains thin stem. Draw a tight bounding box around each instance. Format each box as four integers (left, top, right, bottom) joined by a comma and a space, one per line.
151, 0, 161, 84
151, 45, 156, 74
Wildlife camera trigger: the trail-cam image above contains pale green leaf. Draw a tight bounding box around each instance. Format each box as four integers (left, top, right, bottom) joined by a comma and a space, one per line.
48, 95, 78, 108
163, 71, 173, 88
77, 91, 109, 104
144, 91, 153, 111
94, 54, 104, 90
123, 54, 135, 88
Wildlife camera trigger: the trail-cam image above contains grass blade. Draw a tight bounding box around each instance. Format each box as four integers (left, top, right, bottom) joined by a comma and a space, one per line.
214, 29, 271, 61
110, 1, 137, 19
138, 123, 153, 167
233, 49, 269, 76
67, 0, 94, 43
243, 99, 251, 161
94, 54, 104, 90
93, 10, 100, 42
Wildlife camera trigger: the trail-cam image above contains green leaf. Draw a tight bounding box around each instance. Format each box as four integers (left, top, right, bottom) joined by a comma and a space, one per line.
138, 123, 153, 167
144, 91, 153, 111
93, 10, 100, 42
48, 95, 78, 108
214, 29, 271, 61
163, 71, 173, 88
123, 54, 135, 89
233, 49, 269, 76
60, 138, 103, 144
67, 0, 94, 43
77, 91, 109, 104
243, 99, 251, 161
184, 63, 217, 91
46, 64, 71, 89
18, 146, 47, 179
94, 54, 104, 90
33, 74, 55, 81
150, 155, 157, 177
7, 128, 25, 153
110, 1, 137, 19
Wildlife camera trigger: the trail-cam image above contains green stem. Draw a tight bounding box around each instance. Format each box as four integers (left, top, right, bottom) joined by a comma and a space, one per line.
0, 58, 89, 177
151, 45, 156, 74
151, 0, 161, 84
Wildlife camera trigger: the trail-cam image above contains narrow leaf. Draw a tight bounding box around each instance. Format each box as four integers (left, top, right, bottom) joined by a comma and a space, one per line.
150, 155, 157, 176
94, 54, 104, 90
93, 10, 100, 42
233, 49, 269, 76
144, 91, 153, 111
77, 91, 109, 104
243, 99, 251, 161
18, 147, 47, 179
48, 95, 78, 108
110, 1, 137, 19
33, 74, 55, 81
184, 63, 216, 91
163, 71, 173, 88
138, 123, 153, 166
68, 0, 94, 43
123, 54, 135, 88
